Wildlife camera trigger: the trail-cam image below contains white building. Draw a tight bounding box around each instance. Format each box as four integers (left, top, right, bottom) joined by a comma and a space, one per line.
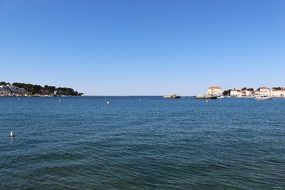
271, 88, 285, 97
256, 87, 271, 97
241, 89, 254, 97
9, 86, 26, 94
225, 87, 285, 98
207, 86, 222, 96
0, 86, 11, 96
0, 85, 27, 96
230, 89, 241, 97
229, 88, 255, 97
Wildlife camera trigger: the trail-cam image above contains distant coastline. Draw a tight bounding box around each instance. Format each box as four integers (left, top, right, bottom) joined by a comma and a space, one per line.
196, 86, 285, 99
0, 81, 83, 97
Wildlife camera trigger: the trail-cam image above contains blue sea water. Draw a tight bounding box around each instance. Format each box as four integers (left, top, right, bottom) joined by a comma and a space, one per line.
0, 96, 284, 190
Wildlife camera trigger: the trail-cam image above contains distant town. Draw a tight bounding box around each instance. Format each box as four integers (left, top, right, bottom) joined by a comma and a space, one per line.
0, 82, 83, 97
199, 86, 285, 99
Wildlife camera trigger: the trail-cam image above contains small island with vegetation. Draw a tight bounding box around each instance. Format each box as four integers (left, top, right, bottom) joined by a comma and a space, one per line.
0, 81, 83, 97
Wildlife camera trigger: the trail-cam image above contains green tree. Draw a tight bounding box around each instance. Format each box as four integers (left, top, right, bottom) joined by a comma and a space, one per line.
273, 87, 282, 90
8, 82, 83, 96
32, 85, 43, 94
43, 85, 56, 95
223, 89, 231, 96
0, 81, 8, 86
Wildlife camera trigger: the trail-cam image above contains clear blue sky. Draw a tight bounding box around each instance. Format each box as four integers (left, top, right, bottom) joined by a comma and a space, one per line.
0, 0, 284, 95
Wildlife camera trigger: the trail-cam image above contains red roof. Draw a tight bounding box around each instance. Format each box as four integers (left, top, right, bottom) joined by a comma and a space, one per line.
208, 86, 221, 89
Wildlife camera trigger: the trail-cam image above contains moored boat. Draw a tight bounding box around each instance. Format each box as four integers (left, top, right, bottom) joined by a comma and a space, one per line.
163, 94, 181, 99
255, 96, 271, 101
196, 95, 218, 99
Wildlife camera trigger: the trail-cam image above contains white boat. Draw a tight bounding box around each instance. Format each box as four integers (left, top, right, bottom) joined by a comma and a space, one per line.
255, 96, 271, 101
196, 95, 218, 99
163, 94, 181, 99
10, 131, 15, 138
217, 96, 225, 99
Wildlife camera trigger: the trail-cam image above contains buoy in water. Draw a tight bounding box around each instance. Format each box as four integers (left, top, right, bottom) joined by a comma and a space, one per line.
107, 101, 110, 104
10, 131, 15, 138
